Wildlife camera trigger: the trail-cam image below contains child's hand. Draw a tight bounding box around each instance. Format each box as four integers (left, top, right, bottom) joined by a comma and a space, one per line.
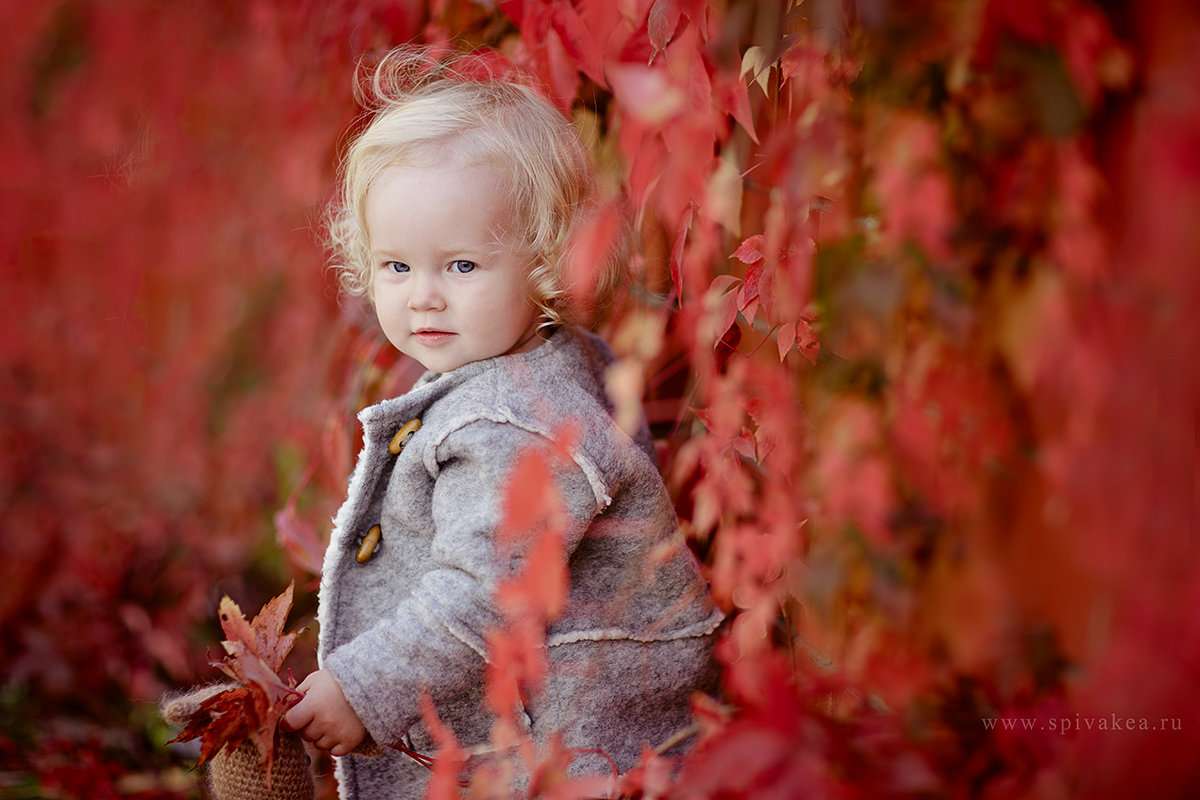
283, 669, 366, 756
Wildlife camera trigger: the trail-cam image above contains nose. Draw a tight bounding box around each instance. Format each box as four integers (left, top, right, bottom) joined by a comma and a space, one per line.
407, 269, 445, 312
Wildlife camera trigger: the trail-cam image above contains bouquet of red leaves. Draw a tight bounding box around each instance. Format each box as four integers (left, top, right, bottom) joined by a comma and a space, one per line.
161, 584, 315, 800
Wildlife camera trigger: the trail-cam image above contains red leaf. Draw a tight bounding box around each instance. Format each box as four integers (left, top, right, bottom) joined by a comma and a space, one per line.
623, 129, 665, 218
647, 0, 682, 61
716, 291, 740, 342
709, 274, 742, 341
618, 745, 677, 799
483, 630, 526, 717
796, 315, 820, 364
498, 449, 566, 548
496, 437, 570, 622
545, 27, 581, 111
740, 294, 760, 325
525, 525, 568, 620
708, 274, 740, 295
172, 586, 303, 782
715, 321, 743, 372
669, 204, 695, 298
776, 321, 797, 361
715, 71, 760, 144
566, 198, 623, 311
551, 1, 606, 87
737, 262, 764, 315
219, 583, 300, 673
419, 692, 467, 800
731, 234, 765, 264
274, 504, 325, 577
217, 596, 256, 657
168, 686, 255, 769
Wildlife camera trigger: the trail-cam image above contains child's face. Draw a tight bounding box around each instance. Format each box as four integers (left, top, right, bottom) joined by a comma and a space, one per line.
366, 159, 541, 373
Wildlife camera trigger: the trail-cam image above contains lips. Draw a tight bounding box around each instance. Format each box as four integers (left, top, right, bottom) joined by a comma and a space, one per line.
412, 329, 455, 345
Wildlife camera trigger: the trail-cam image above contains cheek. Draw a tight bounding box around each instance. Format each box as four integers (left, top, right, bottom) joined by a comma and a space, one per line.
504, 272, 537, 308
372, 289, 407, 327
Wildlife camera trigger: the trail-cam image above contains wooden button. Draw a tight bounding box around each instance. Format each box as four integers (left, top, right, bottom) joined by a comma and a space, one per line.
388, 419, 422, 455
356, 524, 382, 563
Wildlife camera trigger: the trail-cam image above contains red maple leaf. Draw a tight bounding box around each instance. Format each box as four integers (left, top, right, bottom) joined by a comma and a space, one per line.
168, 583, 304, 783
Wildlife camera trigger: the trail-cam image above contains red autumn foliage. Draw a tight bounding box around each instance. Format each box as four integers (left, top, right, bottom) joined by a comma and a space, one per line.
3, 0, 1198, 798
486, 439, 571, 726
167, 585, 303, 780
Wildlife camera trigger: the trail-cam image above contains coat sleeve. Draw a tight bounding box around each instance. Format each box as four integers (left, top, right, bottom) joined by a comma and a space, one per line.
323, 418, 603, 747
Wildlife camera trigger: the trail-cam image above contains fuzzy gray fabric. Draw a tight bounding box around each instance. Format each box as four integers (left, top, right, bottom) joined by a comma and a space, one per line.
317, 326, 722, 799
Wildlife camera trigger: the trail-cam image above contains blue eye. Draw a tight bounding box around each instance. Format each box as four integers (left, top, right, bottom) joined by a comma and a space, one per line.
385, 261, 410, 273
450, 260, 476, 274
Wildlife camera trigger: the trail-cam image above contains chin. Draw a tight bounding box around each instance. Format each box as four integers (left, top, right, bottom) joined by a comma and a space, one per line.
418, 355, 468, 373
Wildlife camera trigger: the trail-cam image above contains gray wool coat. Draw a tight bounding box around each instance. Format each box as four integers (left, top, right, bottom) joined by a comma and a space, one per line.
317, 326, 723, 799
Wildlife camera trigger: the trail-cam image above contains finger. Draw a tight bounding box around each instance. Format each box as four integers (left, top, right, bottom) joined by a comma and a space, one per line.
302, 726, 327, 747
282, 699, 313, 733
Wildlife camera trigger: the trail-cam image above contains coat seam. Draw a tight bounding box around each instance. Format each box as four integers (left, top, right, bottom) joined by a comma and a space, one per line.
427, 413, 613, 512
415, 594, 491, 662
545, 607, 725, 647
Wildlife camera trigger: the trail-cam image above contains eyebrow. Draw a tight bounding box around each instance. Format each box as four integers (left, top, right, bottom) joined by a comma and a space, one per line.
369, 244, 494, 260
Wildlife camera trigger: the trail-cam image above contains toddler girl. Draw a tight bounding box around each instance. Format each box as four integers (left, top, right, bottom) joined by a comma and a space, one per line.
283, 48, 722, 799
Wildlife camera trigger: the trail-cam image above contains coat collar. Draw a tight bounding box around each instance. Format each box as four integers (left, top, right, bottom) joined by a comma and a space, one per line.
357, 326, 573, 431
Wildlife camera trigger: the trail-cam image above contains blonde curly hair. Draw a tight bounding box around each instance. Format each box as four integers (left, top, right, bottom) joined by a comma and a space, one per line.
328, 47, 625, 327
